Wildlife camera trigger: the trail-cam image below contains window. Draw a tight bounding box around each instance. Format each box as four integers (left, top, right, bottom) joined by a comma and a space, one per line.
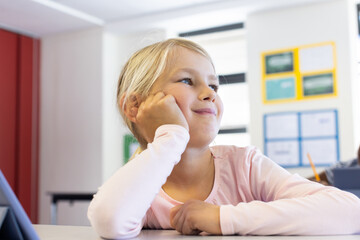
179, 23, 251, 147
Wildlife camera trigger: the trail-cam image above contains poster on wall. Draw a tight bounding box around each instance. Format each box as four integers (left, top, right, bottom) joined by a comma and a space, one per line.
265, 51, 294, 74
264, 109, 339, 167
302, 73, 334, 96
262, 42, 337, 104
265, 77, 296, 101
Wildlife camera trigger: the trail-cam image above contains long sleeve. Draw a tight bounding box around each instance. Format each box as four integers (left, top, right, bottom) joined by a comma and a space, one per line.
220, 148, 360, 235
87, 125, 189, 239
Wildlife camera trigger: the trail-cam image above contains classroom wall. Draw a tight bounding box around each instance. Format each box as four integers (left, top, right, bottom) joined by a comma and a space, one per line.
39, 28, 167, 225
101, 32, 124, 183
247, 0, 359, 174
350, 0, 360, 150
40, 28, 103, 225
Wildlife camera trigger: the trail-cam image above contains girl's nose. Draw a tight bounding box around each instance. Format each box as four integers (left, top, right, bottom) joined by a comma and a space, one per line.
199, 86, 216, 102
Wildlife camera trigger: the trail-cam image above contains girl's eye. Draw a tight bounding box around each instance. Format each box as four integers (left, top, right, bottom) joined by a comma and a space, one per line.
209, 84, 219, 92
179, 78, 193, 85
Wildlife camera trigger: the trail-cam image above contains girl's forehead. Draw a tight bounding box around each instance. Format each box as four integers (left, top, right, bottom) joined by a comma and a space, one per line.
166, 46, 212, 68
158, 49, 216, 82
168, 46, 200, 59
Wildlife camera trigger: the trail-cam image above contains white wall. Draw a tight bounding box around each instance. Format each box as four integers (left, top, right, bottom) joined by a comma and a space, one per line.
247, 0, 359, 176
349, 0, 360, 149
40, 28, 104, 225
40, 28, 168, 225
101, 32, 124, 183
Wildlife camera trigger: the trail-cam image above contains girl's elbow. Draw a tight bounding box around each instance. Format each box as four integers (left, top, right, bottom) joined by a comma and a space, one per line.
340, 194, 360, 234
351, 200, 360, 233
88, 205, 141, 239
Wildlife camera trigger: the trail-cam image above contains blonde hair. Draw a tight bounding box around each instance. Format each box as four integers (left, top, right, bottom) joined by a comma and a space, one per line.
117, 38, 214, 148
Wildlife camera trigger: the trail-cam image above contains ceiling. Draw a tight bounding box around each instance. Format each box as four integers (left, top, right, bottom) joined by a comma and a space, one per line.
0, 0, 332, 37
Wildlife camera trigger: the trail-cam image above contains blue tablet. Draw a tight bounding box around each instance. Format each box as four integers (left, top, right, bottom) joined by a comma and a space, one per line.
333, 167, 360, 198
0, 170, 40, 240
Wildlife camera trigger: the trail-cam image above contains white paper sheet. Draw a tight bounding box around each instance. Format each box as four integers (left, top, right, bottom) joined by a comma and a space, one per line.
299, 44, 334, 72
301, 138, 338, 165
266, 140, 299, 166
300, 111, 336, 137
265, 113, 298, 139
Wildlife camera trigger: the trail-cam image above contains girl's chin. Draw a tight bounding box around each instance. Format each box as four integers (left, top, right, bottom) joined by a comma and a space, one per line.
188, 132, 218, 147
189, 123, 219, 132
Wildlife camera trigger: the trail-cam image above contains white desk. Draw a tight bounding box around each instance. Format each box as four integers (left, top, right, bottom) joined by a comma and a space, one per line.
33, 225, 360, 240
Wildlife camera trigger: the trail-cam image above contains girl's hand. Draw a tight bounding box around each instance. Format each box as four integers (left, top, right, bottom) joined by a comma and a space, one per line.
135, 92, 189, 143
170, 200, 221, 235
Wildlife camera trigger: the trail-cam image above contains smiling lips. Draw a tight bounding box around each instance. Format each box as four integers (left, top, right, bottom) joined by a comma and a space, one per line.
193, 108, 217, 116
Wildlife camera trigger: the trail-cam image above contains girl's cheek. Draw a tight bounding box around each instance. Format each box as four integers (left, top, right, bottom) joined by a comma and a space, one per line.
217, 98, 224, 119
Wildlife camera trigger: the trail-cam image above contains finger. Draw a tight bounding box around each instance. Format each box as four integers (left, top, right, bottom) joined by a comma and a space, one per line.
175, 212, 186, 234
171, 205, 186, 232
152, 91, 165, 102
170, 204, 183, 228
183, 225, 201, 235
181, 219, 194, 235
170, 205, 182, 222
178, 210, 200, 235
161, 94, 176, 104
142, 94, 154, 106
142, 92, 165, 110
137, 95, 150, 111
179, 203, 198, 235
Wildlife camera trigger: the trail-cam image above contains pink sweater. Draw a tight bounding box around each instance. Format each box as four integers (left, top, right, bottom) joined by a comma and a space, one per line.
88, 125, 360, 239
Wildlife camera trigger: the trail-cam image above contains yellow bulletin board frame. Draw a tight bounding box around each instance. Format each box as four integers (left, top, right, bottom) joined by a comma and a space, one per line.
262, 42, 337, 104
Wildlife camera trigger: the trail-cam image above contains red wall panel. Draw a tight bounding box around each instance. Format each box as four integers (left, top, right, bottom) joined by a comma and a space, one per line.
18, 35, 39, 223
0, 29, 39, 223
0, 29, 18, 189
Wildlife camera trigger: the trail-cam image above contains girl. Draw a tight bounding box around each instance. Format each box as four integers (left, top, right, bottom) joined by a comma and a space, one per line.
87, 38, 360, 239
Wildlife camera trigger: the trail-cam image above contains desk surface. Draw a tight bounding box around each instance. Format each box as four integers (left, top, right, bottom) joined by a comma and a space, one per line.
33, 225, 360, 240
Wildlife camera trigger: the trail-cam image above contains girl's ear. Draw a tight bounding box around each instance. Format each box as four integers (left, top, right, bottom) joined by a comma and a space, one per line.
119, 93, 142, 123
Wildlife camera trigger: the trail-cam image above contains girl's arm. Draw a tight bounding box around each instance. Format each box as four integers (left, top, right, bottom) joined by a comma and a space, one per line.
87, 125, 189, 239
220, 148, 360, 235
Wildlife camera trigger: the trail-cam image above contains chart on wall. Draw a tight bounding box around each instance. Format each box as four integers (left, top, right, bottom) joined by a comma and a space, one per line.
262, 42, 337, 104
264, 109, 339, 167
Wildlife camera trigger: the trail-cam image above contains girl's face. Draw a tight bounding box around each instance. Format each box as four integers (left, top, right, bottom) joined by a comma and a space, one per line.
150, 46, 223, 148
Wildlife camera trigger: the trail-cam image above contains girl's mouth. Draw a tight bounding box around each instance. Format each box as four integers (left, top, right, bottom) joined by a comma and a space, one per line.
193, 108, 216, 116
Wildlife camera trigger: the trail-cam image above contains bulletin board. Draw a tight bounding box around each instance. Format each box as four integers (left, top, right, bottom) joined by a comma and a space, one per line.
262, 42, 337, 104
264, 109, 340, 167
